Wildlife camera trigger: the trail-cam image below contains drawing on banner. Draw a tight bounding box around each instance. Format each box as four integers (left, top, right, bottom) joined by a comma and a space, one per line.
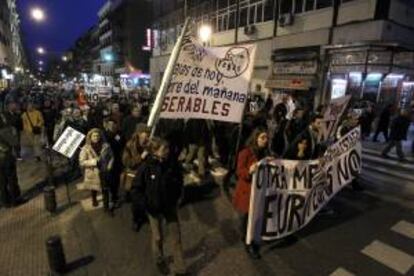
318, 95, 351, 142
159, 37, 256, 123
216, 47, 250, 79
246, 127, 361, 242
52, 126, 85, 158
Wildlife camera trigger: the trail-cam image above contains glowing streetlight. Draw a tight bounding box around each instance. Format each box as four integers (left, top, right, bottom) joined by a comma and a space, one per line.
37, 47, 45, 54
62, 56, 68, 62
104, 53, 113, 62
38, 61, 44, 65
31, 7, 45, 22
198, 25, 212, 43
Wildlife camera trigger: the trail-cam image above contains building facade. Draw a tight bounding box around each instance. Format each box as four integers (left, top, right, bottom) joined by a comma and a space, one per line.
150, 0, 414, 109
0, 0, 27, 88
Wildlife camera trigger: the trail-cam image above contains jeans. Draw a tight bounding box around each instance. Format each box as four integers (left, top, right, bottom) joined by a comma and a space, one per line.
147, 208, 186, 274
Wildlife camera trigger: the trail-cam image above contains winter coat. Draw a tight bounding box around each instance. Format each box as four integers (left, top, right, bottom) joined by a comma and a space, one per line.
79, 143, 114, 191
377, 108, 392, 130
3, 111, 22, 132
122, 140, 146, 171
389, 115, 411, 141
22, 110, 44, 134
233, 147, 257, 214
131, 155, 183, 216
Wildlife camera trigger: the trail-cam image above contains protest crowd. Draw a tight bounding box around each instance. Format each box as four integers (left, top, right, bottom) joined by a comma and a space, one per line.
0, 83, 413, 275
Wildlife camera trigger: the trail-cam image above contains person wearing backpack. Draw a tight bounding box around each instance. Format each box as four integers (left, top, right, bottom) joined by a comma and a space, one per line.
131, 137, 186, 275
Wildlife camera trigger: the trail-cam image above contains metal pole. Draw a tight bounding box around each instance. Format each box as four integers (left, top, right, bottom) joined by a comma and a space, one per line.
234, 0, 240, 44
147, 18, 191, 138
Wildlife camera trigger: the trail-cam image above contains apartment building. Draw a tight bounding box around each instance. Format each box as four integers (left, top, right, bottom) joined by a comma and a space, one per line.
150, 0, 414, 108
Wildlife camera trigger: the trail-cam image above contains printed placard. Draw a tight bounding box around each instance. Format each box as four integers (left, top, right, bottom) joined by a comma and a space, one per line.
52, 126, 85, 158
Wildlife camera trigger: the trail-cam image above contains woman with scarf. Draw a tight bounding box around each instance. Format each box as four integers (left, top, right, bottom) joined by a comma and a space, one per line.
233, 127, 269, 259
79, 128, 114, 212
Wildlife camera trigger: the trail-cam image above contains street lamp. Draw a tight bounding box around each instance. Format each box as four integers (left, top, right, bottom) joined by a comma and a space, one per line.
104, 53, 113, 62
31, 7, 45, 22
198, 25, 212, 44
62, 56, 68, 62
39, 61, 44, 65
37, 47, 45, 55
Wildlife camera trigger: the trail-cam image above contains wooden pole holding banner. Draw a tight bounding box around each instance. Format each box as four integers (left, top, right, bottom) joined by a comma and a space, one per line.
147, 18, 191, 138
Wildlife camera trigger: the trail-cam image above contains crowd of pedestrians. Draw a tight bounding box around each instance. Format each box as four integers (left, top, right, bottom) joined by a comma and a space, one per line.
0, 84, 413, 274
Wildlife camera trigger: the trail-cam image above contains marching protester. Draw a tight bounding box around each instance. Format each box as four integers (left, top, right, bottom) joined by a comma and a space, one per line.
79, 128, 114, 211
233, 127, 269, 259
131, 137, 186, 275
123, 124, 150, 230
103, 119, 124, 210
284, 114, 325, 160
41, 99, 57, 147
53, 108, 72, 141
22, 103, 44, 161
0, 112, 22, 208
121, 105, 143, 142
4, 102, 23, 160
382, 109, 411, 162
183, 118, 210, 180
110, 103, 124, 130
67, 108, 88, 134
360, 104, 375, 140
372, 104, 393, 143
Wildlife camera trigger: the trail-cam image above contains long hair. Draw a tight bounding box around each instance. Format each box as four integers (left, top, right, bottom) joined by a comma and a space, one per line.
245, 127, 268, 159
85, 128, 104, 145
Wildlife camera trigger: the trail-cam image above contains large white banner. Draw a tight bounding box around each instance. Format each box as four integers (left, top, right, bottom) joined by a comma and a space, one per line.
159, 36, 256, 123
52, 127, 85, 158
318, 95, 351, 142
247, 127, 361, 242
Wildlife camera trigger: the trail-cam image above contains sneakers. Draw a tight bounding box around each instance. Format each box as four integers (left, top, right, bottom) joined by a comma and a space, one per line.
156, 258, 170, 275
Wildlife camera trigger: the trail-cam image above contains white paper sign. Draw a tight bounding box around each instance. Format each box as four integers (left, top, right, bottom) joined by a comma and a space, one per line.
159, 36, 256, 123
52, 126, 85, 158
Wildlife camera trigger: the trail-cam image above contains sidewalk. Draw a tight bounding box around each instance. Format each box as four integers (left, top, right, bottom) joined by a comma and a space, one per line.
0, 159, 294, 276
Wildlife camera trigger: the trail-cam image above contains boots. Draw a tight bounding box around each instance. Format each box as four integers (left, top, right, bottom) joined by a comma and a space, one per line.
91, 190, 98, 207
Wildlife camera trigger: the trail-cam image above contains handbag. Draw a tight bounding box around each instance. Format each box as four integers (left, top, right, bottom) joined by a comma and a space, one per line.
25, 112, 42, 135
120, 169, 136, 191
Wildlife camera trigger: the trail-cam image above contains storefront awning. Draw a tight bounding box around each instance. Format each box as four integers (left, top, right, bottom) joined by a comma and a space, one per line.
265, 75, 317, 90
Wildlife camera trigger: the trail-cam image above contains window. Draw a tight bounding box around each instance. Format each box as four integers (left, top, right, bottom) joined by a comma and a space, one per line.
239, 7, 248, 27
280, 0, 292, 14
249, 5, 255, 24
305, 0, 316, 11
294, 0, 304, 13
316, 0, 332, 9
264, 0, 274, 21
256, 3, 264, 22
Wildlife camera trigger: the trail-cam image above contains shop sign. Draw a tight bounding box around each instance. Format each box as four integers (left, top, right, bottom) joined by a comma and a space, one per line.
273, 60, 318, 75
331, 51, 367, 65
265, 78, 314, 90
367, 51, 392, 64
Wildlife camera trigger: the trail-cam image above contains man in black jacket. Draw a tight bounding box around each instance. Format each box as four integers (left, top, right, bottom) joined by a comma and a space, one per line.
382, 110, 411, 162
131, 137, 186, 275
0, 116, 21, 207
373, 104, 393, 142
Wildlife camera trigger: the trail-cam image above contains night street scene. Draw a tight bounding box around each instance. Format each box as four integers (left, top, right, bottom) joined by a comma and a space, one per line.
1, 0, 414, 275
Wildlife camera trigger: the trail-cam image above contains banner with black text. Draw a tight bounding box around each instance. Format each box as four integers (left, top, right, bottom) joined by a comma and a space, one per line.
160, 36, 256, 123
246, 127, 361, 242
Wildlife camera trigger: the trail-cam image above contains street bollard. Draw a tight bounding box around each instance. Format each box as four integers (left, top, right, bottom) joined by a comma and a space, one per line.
46, 235, 66, 274
44, 186, 57, 213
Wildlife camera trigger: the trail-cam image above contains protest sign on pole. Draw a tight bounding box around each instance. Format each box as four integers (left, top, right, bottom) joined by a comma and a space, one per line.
318, 95, 351, 142
158, 38, 256, 123
246, 127, 361, 243
52, 126, 85, 158
147, 18, 191, 135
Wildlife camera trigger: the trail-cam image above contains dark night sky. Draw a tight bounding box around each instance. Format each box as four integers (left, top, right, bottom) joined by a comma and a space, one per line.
17, 0, 106, 65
